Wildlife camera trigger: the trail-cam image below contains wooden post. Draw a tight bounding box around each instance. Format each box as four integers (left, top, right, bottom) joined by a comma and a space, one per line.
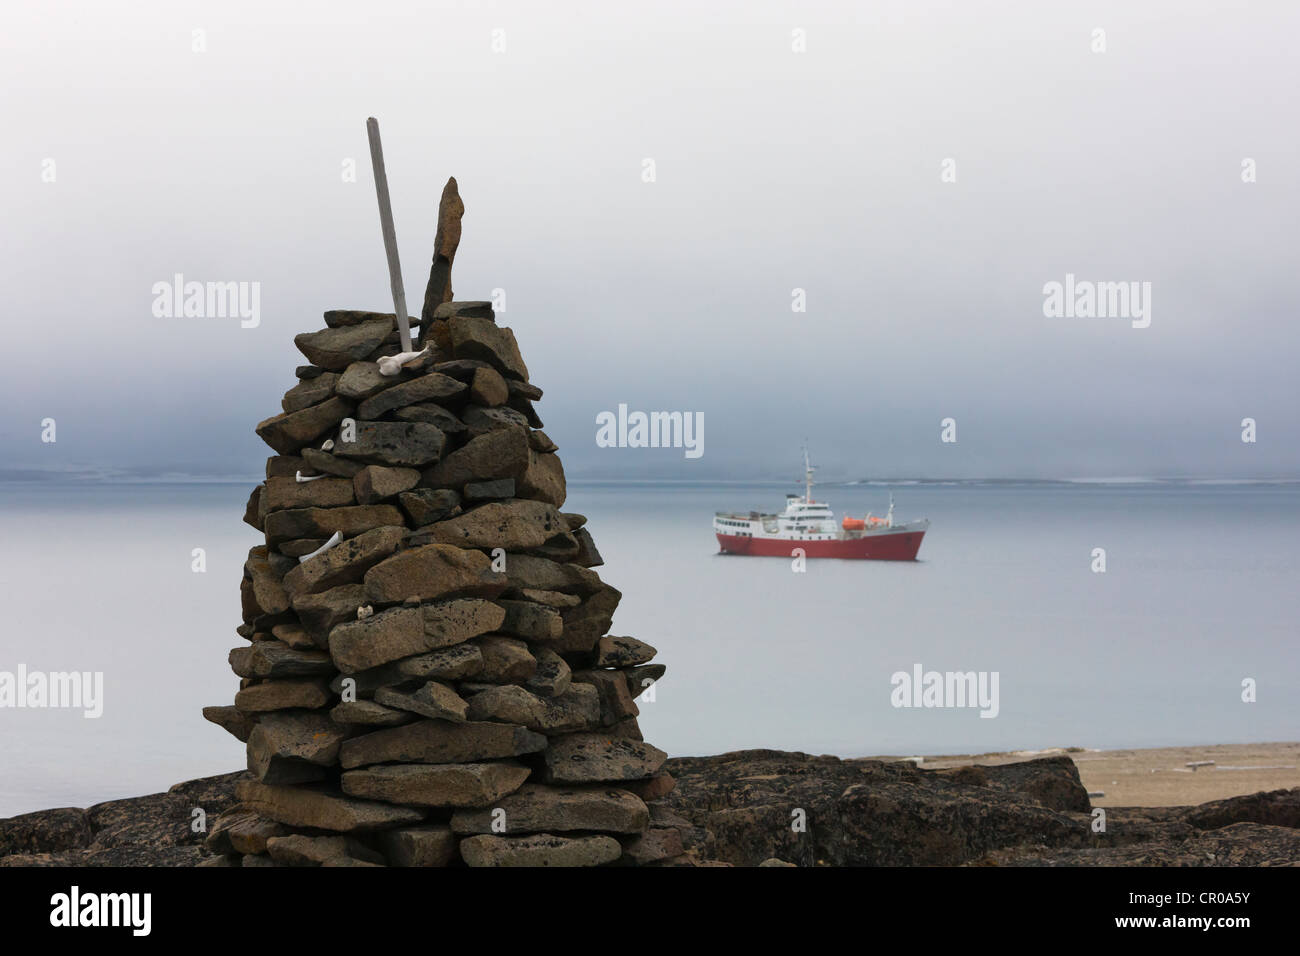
366, 117, 413, 353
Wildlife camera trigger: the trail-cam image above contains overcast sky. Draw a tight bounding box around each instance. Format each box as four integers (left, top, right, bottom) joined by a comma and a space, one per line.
2, 0, 1297, 481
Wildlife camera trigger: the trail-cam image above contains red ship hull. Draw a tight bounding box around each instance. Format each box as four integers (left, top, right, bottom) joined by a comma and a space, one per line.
715, 529, 925, 560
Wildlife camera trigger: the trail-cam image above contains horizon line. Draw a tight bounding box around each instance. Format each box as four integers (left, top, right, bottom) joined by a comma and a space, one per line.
2, 467, 1299, 487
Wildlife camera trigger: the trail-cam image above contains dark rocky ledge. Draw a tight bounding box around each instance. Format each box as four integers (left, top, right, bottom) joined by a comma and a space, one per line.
0, 773, 247, 867
2, 754, 1297, 866
661, 751, 1300, 866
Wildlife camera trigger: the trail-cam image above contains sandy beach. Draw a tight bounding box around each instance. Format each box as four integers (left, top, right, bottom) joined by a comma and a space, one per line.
897, 741, 1300, 807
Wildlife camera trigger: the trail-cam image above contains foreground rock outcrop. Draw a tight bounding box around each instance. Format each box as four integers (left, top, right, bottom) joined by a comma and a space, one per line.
0, 773, 246, 867
661, 751, 1300, 866
4, 753, 1297, 866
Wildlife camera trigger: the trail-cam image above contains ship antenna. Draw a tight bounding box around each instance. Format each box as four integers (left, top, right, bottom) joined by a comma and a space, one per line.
804, 446, 815, 503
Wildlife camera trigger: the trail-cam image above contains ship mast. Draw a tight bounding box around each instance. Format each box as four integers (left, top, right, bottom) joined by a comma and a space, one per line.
803, 447, 815, 503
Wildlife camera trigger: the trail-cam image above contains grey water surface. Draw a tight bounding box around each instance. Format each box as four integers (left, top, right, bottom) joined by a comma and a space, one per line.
0, 479, 1296, 815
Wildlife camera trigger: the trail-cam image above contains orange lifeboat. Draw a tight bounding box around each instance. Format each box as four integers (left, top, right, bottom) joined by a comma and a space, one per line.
841, 516, 866, 531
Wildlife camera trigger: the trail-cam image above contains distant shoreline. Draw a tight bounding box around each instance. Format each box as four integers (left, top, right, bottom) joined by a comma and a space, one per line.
892, 741, 1300, 807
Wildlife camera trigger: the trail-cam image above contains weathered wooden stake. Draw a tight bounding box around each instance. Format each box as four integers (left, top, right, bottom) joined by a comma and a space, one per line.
366, 117, 413, 353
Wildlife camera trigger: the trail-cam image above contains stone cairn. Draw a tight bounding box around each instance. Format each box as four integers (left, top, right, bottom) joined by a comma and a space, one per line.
201, 181, 680, 867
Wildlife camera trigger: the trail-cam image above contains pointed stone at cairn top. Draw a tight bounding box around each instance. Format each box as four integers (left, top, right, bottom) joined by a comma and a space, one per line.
421, 177, 465, 331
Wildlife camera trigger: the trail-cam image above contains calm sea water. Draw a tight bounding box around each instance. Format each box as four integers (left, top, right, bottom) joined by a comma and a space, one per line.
1, 479, 1297, 816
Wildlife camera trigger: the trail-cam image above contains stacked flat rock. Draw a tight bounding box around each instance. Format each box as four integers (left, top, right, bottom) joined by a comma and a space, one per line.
202, 302, 679, 867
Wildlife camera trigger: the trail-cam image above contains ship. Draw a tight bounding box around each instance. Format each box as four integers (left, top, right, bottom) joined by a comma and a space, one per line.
713, 451, 929, 560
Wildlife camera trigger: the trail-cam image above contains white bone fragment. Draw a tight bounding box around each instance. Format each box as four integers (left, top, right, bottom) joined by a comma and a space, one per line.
295, 471, 324, 483
357, 605, 374, 620
297, 530, 342, 564
321, 439, 335, 451
378, 347, 430, 376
